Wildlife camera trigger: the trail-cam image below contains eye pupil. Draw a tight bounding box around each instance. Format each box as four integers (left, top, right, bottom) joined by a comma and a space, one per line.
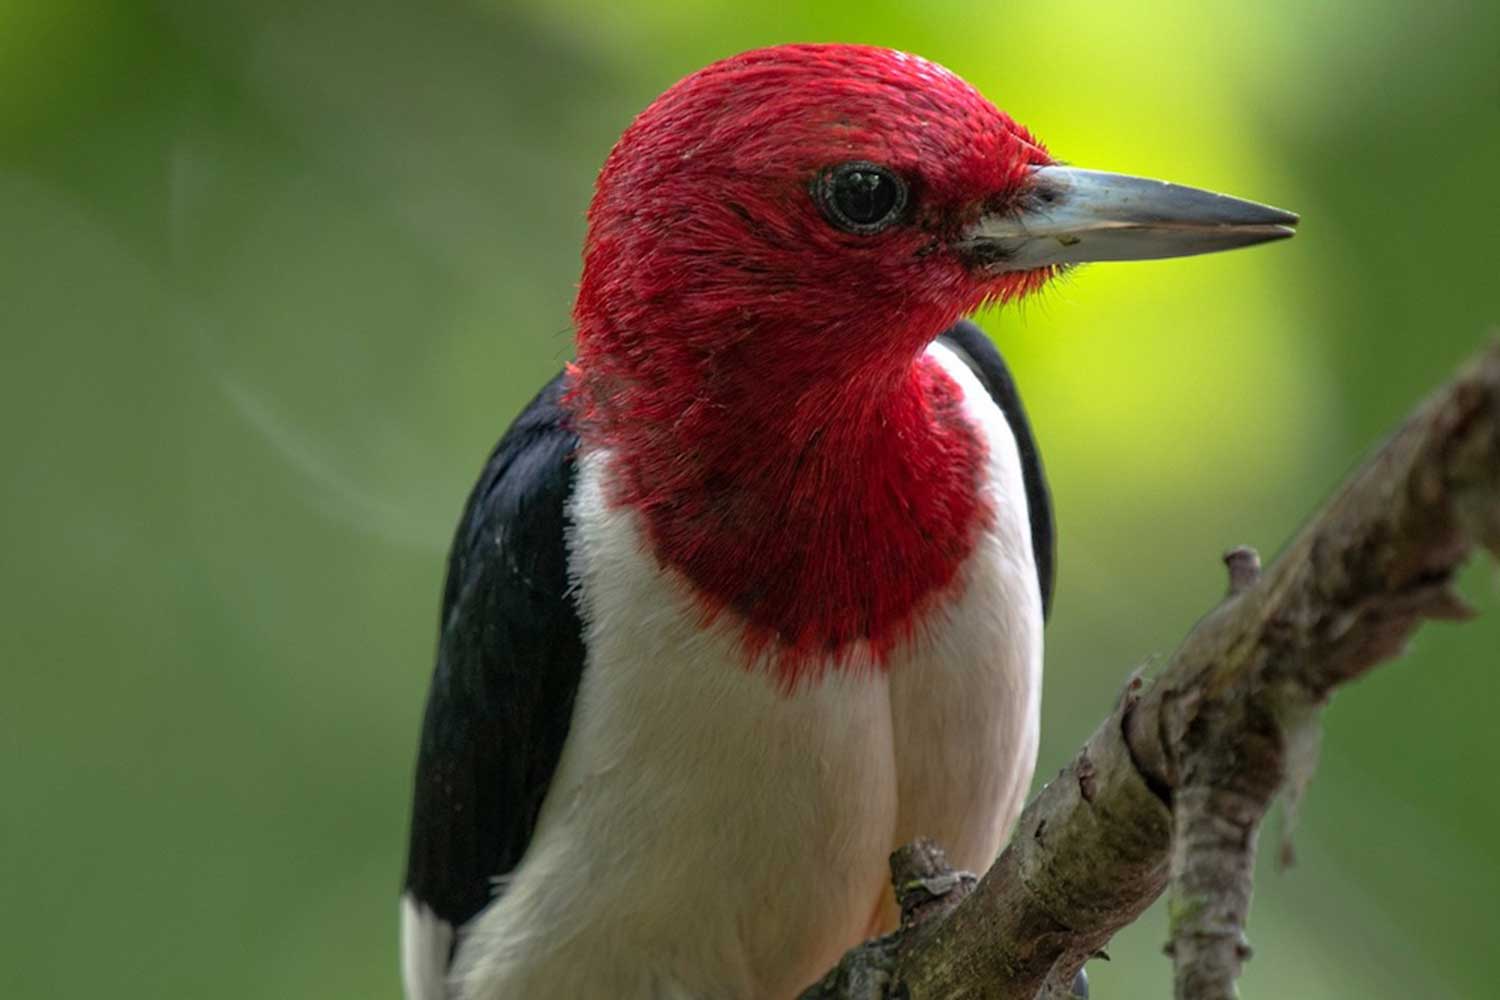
818, 162, 908, 233
836, 170, 894, 223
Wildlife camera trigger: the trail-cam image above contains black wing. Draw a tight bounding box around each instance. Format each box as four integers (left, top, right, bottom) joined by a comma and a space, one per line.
403, 373, 585, 939
938, 320, 1056, 619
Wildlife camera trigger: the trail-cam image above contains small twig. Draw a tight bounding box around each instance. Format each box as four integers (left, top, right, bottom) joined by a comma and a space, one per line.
891, 839, 977, 929
798, 840, 975, 1000
1223, 546, 1261, 596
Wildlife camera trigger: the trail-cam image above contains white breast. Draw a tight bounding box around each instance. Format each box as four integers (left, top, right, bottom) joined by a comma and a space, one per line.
889, 342, 1045, 872
447, 341, 1043, 1000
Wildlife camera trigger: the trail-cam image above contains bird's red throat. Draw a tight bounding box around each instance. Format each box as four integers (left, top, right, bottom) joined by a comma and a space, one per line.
569, 343, 991, 689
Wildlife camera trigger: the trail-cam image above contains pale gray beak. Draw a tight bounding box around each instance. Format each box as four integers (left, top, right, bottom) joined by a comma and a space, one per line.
961, 165, 1299, 271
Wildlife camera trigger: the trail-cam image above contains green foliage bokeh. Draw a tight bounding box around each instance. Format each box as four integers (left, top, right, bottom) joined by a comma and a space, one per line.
3, 2, 1497, 997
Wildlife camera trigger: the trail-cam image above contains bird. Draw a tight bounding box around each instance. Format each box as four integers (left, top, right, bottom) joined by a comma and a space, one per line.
400, 43, 1297, 1000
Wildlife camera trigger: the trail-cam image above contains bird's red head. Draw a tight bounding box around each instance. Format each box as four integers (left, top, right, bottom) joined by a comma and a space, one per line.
574, 44, 1056, 402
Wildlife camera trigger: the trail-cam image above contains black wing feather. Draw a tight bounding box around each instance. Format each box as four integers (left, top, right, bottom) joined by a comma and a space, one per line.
938, 320, 1056, 619
403, 373, 585, 932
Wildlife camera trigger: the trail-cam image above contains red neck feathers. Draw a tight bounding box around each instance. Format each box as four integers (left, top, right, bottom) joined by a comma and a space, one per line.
569, 320, 990, 687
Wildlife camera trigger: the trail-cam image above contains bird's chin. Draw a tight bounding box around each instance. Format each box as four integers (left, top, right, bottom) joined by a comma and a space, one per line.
970, 264, 1059, 309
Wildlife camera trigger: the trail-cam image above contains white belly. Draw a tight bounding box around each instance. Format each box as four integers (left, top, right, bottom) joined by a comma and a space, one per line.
451, 343, 1043, 1000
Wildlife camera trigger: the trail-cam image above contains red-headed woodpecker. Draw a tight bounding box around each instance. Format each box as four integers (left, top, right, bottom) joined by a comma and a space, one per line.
402, 44, 1297, 1000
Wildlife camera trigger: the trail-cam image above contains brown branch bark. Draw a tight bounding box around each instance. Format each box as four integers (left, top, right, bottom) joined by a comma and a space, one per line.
802, 337, 1500, 1000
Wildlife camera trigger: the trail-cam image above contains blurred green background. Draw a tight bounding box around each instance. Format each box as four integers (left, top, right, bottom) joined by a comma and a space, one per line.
3, 1, 1497, 997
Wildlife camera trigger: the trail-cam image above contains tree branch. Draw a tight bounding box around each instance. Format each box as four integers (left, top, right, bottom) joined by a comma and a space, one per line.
803, 338, 1500, 1000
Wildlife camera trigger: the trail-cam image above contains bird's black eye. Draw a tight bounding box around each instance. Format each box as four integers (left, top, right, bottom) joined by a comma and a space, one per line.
816, 162, 909, 234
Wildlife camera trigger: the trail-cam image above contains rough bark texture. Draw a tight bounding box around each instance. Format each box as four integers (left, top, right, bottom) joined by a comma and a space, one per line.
801, 338, 1500, 1000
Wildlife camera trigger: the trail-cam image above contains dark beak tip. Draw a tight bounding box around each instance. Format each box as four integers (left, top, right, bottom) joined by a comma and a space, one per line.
1235, 223, 1298, 251
1239, 204, 1299, 240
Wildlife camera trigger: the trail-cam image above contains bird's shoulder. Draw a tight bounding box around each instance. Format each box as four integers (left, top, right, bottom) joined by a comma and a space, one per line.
935, 320, 1056, 619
